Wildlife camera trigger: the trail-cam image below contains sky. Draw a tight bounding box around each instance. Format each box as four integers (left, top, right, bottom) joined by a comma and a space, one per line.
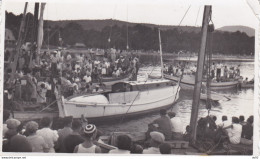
3, 0, 259, 29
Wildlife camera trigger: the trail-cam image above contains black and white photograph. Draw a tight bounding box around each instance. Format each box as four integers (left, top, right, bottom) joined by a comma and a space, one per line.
1, 0, 259, 156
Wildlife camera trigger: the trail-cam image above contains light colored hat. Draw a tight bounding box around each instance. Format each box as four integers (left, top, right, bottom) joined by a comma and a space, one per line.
6, 119, 21, 129
150, 131, 165, 143
83, 124, 96, 134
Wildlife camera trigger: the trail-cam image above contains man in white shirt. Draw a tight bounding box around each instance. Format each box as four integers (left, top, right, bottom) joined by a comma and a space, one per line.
168, 112, 183, 140
218, 115, 231, 128
83, 74, 92, 84
216, 62, 222, 81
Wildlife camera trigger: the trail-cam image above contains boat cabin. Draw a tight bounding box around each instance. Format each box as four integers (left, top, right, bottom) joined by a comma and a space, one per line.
111, 79, 176, 93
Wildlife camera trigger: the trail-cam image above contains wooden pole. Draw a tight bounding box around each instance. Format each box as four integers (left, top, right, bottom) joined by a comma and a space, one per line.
158, 28, 164, 78
36, 3, 46, 65
189, 5, 211, 144
33, 3, 39, 43
9, 2, 28, 85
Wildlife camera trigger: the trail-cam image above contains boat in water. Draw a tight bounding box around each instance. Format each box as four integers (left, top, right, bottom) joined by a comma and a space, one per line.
59, 79, 180, 122
163, 74, 239, 90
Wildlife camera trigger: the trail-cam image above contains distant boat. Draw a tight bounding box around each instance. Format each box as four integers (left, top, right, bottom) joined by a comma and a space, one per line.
163, 74, 239, 90
60, 79, 180, 122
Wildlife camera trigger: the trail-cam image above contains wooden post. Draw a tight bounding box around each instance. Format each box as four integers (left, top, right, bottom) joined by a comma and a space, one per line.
9, 2, 28, 85
36, 3, 46, 65
189, 5, 211, 144
33, 3, 39, 43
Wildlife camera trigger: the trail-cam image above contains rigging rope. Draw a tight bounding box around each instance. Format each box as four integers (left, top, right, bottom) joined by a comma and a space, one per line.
178, 5, 191, 26
195, 6, 201, 26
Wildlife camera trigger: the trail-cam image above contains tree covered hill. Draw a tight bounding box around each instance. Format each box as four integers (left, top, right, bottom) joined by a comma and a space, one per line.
5, 11, 255, 55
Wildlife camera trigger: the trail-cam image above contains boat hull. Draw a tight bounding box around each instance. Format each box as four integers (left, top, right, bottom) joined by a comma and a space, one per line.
164, 74, 239, 90
62, 85, 179, 121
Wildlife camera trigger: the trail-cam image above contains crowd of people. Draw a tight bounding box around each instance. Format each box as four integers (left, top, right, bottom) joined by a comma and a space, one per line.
146, 109, 253, 150
163, 61, 253, 83
3, 110, 171, 154
4, 47, 140, 114
2, 108, 253, 154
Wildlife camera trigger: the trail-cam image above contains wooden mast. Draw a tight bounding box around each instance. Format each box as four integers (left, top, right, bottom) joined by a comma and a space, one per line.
158, 28, 164, 78
9, 2, 28, 86
36, 3, 46, 65
189, 5, 212, 144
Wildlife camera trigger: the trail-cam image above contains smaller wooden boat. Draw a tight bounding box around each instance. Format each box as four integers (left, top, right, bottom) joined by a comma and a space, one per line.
164, 74, 239, 90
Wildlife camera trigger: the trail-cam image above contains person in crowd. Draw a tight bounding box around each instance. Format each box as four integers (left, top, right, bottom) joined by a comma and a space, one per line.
241, 116, 253, 140
143, 131, 165, 154
211, 63, 216, 79
130, 144, 143, 154
92, 85, 103, 93
25, 121, 48, 152
8, 134, 32, 152
37, 83, 47, 105
243, 77, 249, 84
159, 143, 172, 154
83, 73, 92, 84
223, 116, 242, 144
63, 119, 85, 153
109, 134, 132, 154
56, 116, 73, 152
218, 115, 230, 128
183, 125, 191, 141
3, 110, 10, 137
150, 109, 173, 140
74, 124, 101, 153
3, 118, 23, 152
216, 62, 222, 82
239, 115, 247, 126
223, 66, 228, 80
209, 116, 217, 131
36, 117, 59, 153
4, 118, 21, 139
168, 112, 183, 140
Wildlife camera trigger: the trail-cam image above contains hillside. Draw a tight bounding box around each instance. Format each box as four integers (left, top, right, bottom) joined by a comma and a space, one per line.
46, 19, 202, 33
217, 25, 255, 37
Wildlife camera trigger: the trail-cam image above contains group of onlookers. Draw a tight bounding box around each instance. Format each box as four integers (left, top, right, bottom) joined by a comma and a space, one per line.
2, 110, 171, 154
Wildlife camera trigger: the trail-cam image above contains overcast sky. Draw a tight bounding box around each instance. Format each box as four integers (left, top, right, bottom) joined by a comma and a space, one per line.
3, 0, 259, 29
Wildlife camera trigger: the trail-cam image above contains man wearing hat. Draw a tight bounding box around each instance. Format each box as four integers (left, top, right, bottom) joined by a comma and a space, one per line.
143, 131, 165, 154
